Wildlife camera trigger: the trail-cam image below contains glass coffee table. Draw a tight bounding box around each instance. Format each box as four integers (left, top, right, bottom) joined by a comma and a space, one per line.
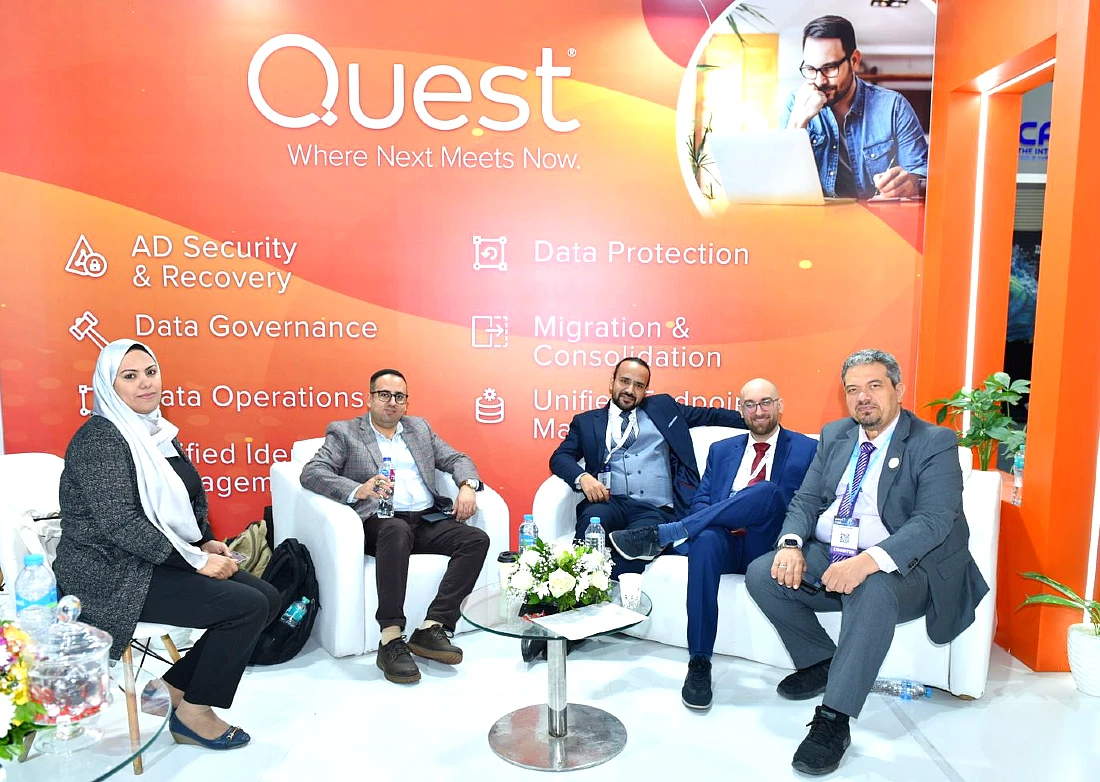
8, 669, 170, 782
460, 582, 651, 772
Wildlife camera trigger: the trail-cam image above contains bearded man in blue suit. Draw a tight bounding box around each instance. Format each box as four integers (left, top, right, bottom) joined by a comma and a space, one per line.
549, 357, 746, 578
610, 378, 817, 710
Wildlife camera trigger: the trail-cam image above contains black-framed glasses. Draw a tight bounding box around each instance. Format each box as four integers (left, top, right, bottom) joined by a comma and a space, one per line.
741, 398, 777, 413
371, 390, 409, 404
799, 56, 850, 80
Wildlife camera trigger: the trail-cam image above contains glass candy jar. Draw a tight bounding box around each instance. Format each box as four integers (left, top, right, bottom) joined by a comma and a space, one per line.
28, 595, 112, 753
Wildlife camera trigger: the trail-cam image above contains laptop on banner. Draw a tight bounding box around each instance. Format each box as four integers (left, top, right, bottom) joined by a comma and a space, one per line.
709, 129, 854, 206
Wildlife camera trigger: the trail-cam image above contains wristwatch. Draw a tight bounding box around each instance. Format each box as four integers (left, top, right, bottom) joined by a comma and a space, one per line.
458, 479, 481, 491
779, 536, 801, 549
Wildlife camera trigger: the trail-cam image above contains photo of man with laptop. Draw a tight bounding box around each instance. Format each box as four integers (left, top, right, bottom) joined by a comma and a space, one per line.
780, 14, 928, 200
683, 6, 933, 208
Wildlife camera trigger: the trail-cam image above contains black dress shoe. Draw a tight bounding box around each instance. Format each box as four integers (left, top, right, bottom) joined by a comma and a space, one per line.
608, 526, 663, 561
376, 637, 421, 684
792, 705, 851, 775
520, 638, 546, 662
408, 625, 463, 665
777, 657, 832, 700
681, 656, 712, 710
520, 638, 585, 662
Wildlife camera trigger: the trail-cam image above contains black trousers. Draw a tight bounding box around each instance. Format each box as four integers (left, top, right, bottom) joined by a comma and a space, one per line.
364, 510, 490, 633
138, 567, 281, 708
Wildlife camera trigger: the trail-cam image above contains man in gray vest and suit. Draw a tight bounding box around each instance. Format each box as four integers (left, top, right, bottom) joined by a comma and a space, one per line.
301, 369, 490, 685
746, 349, 988, 776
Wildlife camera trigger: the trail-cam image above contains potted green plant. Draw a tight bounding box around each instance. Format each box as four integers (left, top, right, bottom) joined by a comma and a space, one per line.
926, 371, 1030, 470
1020, 572, 1100, 696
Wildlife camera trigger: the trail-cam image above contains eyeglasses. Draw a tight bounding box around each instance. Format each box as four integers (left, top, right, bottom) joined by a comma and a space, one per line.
371, 391, 409, 404
740, 398, 777, 413
799, 56, 850, 80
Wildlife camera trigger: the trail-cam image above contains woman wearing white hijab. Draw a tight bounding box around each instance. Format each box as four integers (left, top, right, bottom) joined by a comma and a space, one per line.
54, 340, 280, 750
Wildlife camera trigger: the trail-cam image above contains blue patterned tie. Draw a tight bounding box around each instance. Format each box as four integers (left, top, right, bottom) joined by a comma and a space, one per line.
838, 442, 876, 519
829, 442, 876, 563
620, 410, 637, 450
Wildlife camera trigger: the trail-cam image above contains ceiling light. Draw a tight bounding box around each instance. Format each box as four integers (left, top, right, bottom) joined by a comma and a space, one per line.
871, 0, 909, 7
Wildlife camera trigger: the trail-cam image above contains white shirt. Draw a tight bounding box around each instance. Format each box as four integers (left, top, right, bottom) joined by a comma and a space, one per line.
812, 413, 901, 572
347, 419, 434, 512
730, 428, 781, 494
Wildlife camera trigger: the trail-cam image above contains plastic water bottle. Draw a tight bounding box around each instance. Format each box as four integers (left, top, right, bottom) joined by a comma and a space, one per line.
518, 514, 538, 551
376, 457, 395, 518
871, 678, 930, 700
15, 553, 58, 645
280, 596, 311, 628
1011, 448, 1025, 506
584, 516, 606, 556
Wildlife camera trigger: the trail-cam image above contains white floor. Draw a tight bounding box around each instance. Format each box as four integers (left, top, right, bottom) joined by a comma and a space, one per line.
47, 632, 1100, 780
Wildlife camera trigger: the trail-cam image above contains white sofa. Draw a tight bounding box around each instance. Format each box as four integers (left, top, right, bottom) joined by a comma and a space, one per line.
532, 426, 1001, 699
270, 438, 511, 658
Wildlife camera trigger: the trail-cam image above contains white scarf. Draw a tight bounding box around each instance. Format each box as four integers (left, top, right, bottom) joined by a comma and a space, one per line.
92, 340, 208, 570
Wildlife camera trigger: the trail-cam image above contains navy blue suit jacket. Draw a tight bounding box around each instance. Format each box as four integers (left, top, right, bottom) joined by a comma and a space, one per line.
689, 428, 818, 516
549, 394, 745, 517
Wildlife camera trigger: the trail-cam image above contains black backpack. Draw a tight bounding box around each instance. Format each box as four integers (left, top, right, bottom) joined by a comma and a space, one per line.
249, 538, 320, 665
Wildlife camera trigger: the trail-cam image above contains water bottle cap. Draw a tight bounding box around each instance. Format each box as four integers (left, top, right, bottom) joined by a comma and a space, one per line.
523, 514, 534, 521
301, 597, 311, 604
23, 553, 45, 566
591, 517, 601, 525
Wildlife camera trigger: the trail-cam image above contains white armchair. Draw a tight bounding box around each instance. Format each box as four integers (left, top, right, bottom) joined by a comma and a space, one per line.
532, 426, 1002, 699
269, 439, 511, 658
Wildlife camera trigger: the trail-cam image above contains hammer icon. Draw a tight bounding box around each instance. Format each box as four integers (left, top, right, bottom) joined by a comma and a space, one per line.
69, 311, 109, 349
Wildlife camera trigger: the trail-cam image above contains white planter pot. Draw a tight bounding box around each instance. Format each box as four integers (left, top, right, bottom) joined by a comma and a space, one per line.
1067, 623, 1100, 697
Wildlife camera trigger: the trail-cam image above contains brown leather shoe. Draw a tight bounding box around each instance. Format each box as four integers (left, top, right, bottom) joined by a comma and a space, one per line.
407, 625, 463, 665
376, 637, 421, 684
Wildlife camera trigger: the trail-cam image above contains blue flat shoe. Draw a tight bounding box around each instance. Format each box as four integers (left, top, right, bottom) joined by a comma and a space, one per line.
169, 710, 251, 750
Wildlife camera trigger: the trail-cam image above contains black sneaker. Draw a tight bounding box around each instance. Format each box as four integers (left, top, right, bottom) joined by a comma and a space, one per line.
777, 657, 832, 700
376, 637, 421, 684
608, 526, 663, 561
792, 705, 851, 775
681, 656, 713, 710
408, 625, 463, 665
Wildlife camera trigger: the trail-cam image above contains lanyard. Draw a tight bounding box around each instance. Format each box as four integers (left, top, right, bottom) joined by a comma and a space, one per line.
839, 434, 890, 512
604, 412, 638, 464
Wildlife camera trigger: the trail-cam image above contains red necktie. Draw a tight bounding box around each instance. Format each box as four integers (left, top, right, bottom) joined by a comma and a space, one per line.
747, 442, 770, 486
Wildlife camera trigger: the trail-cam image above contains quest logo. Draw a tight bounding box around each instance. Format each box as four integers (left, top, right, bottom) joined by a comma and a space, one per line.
247, 33, 581, 133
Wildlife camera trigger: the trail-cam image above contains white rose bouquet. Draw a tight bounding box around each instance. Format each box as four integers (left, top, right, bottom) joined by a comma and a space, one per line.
507, 538, 613, 613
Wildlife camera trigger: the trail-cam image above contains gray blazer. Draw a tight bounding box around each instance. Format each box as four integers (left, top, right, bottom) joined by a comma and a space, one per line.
54, 416, 213, 659
781, 408, 989, 644
299, 415, 480, 519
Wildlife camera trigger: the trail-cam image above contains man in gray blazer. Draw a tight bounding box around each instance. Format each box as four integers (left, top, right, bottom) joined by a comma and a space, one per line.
746, 349, 988, 776
300, 369, 489, 685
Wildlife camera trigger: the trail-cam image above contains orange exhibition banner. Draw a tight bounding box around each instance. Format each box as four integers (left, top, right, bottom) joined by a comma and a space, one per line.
0, 2, 935, 538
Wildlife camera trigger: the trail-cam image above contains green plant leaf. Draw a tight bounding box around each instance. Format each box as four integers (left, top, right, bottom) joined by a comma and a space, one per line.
1020, 571, 1086, 603
1020, 594, 1087, 611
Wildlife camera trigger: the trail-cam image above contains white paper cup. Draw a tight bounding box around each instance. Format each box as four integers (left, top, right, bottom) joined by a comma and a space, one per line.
619, 573, 643, 610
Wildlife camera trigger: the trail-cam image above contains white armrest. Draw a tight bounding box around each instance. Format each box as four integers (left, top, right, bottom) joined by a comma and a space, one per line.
433, 471, 511, 588
532, 475, 580, 544
270, 460, 367, 658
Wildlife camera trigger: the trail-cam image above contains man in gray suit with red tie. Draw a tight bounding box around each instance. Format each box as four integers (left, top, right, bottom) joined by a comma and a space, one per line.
746, 349, 989, 775
300, 369, 489, 685
609, 378, 817, 711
